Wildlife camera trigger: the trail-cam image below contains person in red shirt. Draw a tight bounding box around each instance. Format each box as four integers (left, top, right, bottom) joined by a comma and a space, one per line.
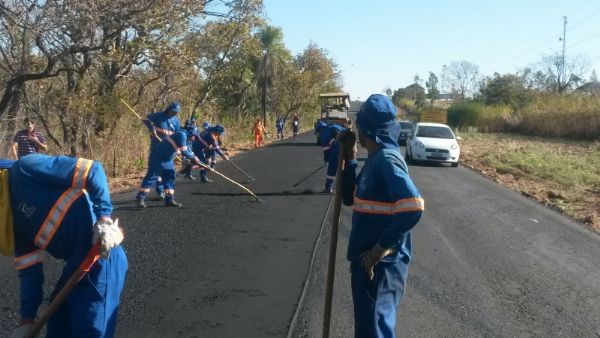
11, 118, 47, 159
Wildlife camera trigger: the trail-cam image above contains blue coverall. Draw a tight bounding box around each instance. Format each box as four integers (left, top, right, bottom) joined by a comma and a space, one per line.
342, 149, 424, 338
136, 131, 198, 203
324, 124, 344, 192
143, 110, 181, 197
186, 128, 226, 182
7, 154, 128, 338
276, 117, 285, 139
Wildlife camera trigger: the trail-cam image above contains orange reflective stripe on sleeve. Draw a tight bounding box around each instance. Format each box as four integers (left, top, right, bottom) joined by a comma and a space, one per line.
71, 158, 93, 190
34, 158, 93, 250
14, 250, 43, 270
353, 197, 425, 215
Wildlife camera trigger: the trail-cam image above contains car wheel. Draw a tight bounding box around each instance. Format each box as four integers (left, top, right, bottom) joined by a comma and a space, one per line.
451, 161, 459, 167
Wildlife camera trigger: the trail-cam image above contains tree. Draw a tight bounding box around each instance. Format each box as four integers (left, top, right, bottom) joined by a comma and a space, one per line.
426, 72, 439, 107
539, 53, 589, 93
256, 25, 286, 126
480, 72, 531, 109
447, 60, 480, 99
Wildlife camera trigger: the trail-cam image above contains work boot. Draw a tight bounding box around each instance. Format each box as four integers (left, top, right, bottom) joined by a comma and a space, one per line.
200, 177, 213, 183
185, 174, 196, 180
165, 199, 183, 208
322, 188, 333, 194
157, 192, 166, 200
136, 199, 147, 208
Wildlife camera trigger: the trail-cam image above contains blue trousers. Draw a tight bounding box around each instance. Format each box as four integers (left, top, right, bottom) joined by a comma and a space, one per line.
325, 146, 339, 190
47, 246, 128, 338
350, 258, 408, 338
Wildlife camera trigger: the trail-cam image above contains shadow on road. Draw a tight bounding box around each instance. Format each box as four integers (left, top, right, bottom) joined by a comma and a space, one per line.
407, 161, 454, 168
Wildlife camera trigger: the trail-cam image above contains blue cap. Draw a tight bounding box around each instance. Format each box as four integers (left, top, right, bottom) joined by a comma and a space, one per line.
166, 102, 181, 113
356, 94, 400, 148
202, 121, 210, 129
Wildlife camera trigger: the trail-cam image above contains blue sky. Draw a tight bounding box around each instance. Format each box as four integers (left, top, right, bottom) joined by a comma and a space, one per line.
264, 0, 600, 100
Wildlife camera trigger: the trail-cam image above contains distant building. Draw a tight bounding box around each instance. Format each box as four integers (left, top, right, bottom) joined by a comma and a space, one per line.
575, 82, 600, 96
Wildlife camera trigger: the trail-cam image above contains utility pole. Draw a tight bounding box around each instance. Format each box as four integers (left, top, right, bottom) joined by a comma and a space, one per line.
561, 16, 567, 70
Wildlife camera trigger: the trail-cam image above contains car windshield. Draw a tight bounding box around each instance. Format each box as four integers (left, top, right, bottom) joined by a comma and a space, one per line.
416, 126, 454, 139
399, 122, 412, 129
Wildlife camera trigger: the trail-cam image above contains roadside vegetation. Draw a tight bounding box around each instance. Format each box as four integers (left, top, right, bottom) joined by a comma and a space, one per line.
460, 132, 599, 230
0, 0, 340, 179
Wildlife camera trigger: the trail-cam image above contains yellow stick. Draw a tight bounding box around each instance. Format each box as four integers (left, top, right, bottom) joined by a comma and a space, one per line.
119, 98, 162, 143
192, 160, 262, 202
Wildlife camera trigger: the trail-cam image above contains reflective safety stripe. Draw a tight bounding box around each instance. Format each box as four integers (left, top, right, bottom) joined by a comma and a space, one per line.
155, 127, 174, 136
353, 197, 425, 215
14, 250, 43, 270
326, 175, 336, 180
71, 158, 93, 190
322, 147, 331, 151
34, 158, 93, 250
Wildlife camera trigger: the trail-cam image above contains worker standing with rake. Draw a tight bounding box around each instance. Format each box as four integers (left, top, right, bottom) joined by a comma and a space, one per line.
342, 94, 424, 338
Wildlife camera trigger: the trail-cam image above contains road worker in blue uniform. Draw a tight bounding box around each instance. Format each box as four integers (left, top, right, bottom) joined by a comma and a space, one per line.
136, 131, 203, 208
291, 113, 300, 139
0, 154, 127, 338
182, 125, 228, 183
316, 121, 331, 163
276, 116, 285, 140
323, 124, 344, 193
341, 94, 424, 338
142, 102, 182, 199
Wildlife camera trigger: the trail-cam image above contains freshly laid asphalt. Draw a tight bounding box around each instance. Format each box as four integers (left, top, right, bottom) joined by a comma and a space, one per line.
2, 132, 600, 337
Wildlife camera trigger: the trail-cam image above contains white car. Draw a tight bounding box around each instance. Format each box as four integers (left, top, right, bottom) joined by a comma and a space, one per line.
405, 122, 460, 167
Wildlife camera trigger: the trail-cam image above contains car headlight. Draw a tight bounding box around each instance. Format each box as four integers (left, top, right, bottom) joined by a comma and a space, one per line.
450, 143, 458, 150
416, 141, 425, 148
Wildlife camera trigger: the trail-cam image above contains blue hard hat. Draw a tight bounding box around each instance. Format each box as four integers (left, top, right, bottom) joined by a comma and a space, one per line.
166, 102, 181, 113
209, 124, 225, 134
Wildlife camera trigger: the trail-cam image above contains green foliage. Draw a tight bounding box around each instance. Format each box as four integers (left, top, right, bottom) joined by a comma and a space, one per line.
480, 73, 532, 110
447, 101, 483, 128
392, 84, 425, 107
426, 72, 440, 106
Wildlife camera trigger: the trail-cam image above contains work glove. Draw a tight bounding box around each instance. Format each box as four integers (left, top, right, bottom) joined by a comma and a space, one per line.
93, 218, 124, 258
13, 323, 33, 338
359, 244, 394, 280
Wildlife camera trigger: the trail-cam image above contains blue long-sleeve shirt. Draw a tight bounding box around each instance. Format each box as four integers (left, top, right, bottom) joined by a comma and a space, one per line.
191, 130, 226, 158
342, 148, 424, 263
9, 154, 113, 319
143, 111, 181, 147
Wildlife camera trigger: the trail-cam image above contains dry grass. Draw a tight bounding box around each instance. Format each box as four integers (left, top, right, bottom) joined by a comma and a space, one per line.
459, 132, 600, 231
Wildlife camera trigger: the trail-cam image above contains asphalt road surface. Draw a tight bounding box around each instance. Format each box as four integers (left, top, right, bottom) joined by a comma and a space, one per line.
2, 132, 600, 338
291, 146, 600, 338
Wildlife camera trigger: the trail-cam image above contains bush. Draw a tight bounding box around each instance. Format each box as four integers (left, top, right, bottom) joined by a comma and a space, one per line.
447, 101, 483, 128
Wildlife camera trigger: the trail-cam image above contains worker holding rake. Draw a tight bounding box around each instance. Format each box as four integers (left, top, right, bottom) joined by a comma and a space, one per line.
342, 94, 424, 338
1, 154, 127, 338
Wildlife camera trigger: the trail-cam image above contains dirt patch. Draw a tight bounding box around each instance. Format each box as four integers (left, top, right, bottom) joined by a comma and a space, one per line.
460, 133, 600, 231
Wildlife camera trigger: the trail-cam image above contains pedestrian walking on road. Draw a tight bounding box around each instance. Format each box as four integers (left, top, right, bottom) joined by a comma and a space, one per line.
11, 117, 48, 159
1, 154, 127, 338
342, 94, 424, 338
291, 113, 300, 139
253, 118, 266, 147
276, 116, 285, 140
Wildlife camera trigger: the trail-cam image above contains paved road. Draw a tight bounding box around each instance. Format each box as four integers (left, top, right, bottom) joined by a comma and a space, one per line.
0, 132, 333, 337
292, 147, 600, 337
2, 134, 600, 337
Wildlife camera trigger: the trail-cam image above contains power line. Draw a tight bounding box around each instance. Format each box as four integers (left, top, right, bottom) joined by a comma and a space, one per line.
567, 31, 600, 49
